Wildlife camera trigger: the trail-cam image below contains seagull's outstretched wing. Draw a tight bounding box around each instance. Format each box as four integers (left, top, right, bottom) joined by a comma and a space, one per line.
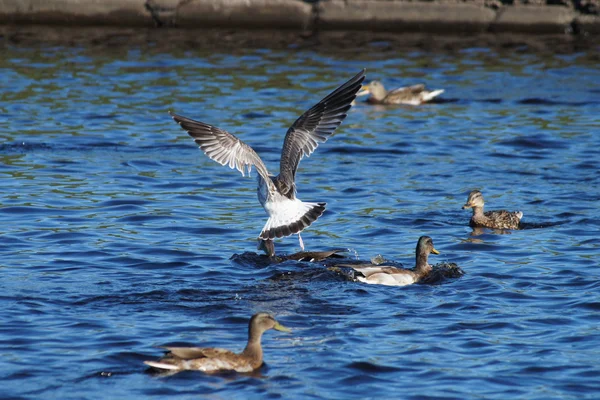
277, 69, 366, 197
170, 112, 271, 183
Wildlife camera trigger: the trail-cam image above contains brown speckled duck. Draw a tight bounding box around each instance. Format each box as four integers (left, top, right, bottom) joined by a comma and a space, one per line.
336, 236, 440, 286
357, 81, 444, 105
462, 190, 523, 230
144, 313, 290, 374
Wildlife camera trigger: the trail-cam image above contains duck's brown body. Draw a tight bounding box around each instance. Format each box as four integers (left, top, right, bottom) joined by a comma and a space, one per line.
144, 313, 290, 374
148, 345, 261, 373
358, 81, 444, 105
470, 210, 522, 230
463, 190, 522, 230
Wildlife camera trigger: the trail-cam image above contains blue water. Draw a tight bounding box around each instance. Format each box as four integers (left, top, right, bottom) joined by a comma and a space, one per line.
1, 29, 600, 399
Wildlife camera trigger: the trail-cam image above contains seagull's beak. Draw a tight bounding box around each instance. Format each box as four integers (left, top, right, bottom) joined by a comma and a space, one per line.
357, 86, 370, 96
431, 248, 440, 255
273, 322, 292, 333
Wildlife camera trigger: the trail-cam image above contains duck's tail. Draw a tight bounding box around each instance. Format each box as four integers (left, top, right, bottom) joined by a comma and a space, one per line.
422, 89, 445, 103
144, 361, 179, 371
259, 200, 326, 240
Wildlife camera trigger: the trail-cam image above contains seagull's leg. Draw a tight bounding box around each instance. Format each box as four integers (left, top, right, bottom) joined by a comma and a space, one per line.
298, 233, 305, 251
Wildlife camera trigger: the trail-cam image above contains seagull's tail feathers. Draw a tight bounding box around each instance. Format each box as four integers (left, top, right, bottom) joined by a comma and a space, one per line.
259, 200, 326, 240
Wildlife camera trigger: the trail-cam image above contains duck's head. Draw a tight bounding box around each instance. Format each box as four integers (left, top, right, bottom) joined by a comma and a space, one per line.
257, 239, 275, 257
462, 190, 484, 209
357, 81, 386, 100
416, 236, 440, 257
249, 312, 291, 334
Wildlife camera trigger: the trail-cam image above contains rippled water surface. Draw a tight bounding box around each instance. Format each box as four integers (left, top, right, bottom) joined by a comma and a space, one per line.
1, 28, 599, 399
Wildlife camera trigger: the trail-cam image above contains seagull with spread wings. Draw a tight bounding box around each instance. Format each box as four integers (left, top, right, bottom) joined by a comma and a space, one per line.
170, 69, 366, 256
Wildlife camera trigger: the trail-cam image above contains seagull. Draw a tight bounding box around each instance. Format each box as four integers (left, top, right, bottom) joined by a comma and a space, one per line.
170, 69, 366, 256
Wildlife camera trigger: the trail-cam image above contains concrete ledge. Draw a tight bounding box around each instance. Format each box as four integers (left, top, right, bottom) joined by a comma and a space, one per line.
574, 14, 600, 34
0, 0, 152, 26
145, 0, 178, 26
0, 0, 598, 34
176, 0, 313, 30
2, 25, 597, 52
491, 5, 576, 33
319, 0, 497, 32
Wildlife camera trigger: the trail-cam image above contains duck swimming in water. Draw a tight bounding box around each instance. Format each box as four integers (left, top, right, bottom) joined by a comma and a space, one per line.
257, 238, 345, 261
356, 81, 444, 105
462, 190, 523, 230
336, 236, 440, 286
144, 313, 290, 374
171, 70, 365, 255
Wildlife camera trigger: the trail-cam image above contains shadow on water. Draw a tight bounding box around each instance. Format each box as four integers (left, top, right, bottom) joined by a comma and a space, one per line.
519, 220, 568, 230
517, 98, 599, 106
346, 361, 402, 373
3, 26, 599, 55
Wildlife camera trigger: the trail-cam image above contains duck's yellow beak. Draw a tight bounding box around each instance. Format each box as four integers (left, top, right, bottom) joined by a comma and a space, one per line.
273, 322, 292, 333
356, 86, 370, 96
431, 248, 440, 255
462, 203, 472, 209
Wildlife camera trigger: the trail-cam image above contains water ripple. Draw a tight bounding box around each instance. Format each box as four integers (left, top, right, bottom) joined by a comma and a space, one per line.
1, 32, 599, 400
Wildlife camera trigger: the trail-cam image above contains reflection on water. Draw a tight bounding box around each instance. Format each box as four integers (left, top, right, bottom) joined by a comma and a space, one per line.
1, 27, 600, 399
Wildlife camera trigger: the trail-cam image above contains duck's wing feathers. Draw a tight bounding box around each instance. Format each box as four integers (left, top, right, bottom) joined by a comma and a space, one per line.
386, 84, 443, 104
337, 263, 406, 278
484, 210, 523, 229
147, 347, 251, 372
277, 69, 365, 195
379, 266, 410, 274
170, 112, 271, 184
189, 355, 253, 373
392, 84, 426, 95
284, 249, 347, 261
164, 346, 236, 360
382, 85, 419, 104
